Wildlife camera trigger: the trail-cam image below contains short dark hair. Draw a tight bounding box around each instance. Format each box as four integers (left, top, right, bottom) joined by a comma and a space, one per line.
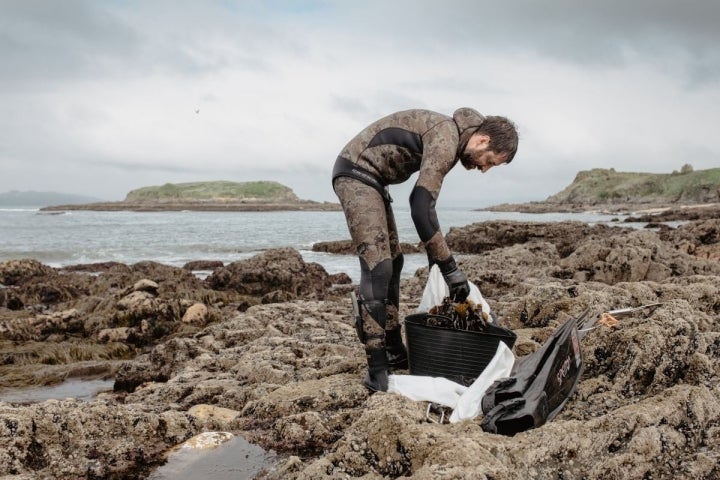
476, 116, 519, 163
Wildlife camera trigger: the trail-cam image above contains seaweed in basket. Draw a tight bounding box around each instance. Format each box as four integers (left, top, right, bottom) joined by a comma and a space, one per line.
426, 297, 490, 332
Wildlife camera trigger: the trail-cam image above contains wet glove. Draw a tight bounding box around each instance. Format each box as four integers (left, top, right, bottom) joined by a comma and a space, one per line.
437, 256, 470, 302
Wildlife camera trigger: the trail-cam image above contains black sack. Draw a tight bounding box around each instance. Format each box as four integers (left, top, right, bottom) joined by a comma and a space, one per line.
480, 310, 589, 436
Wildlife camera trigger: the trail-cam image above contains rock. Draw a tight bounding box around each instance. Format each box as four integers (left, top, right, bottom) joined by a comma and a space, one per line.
261, 290, 295, 304
556, 230, 720, 284
117, 290, 156, 311
696, 244, 720, 261
187, 405, 240, 424
182, 260, 224, 271
0, 260, 237, 395
181, 303, 208, 326
113, 337, 205, 393
0, 288, 24, 310
206, 248, 333, 299
328, 272, 352, 284
313, 240, 423, 254
172, 431, 234, 451
132, 279, 159, 294
0, 260, 85, 306
0, 400, 199, 479
98, 327, 136, 343
273, 411, 337, 452
59, 261, 125, 273
33, 309, 84, 336
445, 220, 631, 256
658, 219, 720, 262
0, 308, 84, 341
0, 259, 56, 286
624, 204, 720, 222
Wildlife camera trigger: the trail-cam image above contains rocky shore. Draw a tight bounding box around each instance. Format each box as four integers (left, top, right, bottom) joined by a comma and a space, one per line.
482, 200, 720, 218
1, 215, 720, 479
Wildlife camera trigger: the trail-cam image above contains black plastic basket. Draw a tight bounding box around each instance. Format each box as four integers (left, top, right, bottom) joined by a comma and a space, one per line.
404, 312, 517, 384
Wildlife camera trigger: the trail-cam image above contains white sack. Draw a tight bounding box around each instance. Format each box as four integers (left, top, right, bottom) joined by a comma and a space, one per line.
449, 340, 515, 423
417, 264, 493, 323
388, 341, 516, 422
387, 375, 467, 408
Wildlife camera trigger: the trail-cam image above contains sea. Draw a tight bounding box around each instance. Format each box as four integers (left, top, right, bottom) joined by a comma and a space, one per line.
0, 206, 631, 283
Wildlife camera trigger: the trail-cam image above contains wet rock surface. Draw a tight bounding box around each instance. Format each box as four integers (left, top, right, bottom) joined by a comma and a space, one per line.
445, 220, 631, 257
312, 240, 424, 255
1, 216, 720, 479
0, 400, 199, 479
0, 250, 341, 392
623, 204, 720, 222
483, 201, 720, 217
182, 260, 224, 271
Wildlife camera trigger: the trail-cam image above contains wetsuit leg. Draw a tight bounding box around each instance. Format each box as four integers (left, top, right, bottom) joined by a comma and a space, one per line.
334, 177, 390, 343
334, 177, 393, 390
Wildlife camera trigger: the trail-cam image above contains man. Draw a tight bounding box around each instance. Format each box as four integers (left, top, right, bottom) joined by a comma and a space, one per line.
332, 108, 519, 392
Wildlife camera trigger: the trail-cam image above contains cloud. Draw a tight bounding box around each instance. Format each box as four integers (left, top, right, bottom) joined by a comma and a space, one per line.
336, 1, 720, 80
0, 0, 140, 86
0, 0, 718, 205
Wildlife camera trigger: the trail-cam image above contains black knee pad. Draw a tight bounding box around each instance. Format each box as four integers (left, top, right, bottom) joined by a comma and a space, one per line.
359, 257, 393, 301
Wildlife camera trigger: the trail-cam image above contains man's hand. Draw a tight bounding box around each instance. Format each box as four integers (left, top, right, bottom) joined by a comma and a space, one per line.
445, 269, 470, 302
437, 256, 470, 302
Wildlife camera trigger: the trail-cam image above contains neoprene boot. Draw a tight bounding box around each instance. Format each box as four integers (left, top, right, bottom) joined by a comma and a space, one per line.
386, 327, 408, 370
364, 345, 389, 392
359, 299, 389, 392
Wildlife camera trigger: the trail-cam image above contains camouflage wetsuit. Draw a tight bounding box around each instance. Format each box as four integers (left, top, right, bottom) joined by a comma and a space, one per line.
332, 108, 485, 350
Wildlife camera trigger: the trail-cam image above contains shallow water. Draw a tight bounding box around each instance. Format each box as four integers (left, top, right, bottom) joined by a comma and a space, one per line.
0, 207, 627, 283
0, 378, 114, 403
148, 435, 277, 480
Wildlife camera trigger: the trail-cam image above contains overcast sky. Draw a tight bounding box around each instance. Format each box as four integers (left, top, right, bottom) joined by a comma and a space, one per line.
1, 0, 719, 207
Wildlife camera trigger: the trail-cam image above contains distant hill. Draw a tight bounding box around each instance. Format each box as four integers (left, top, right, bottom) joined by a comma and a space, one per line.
485, 167, 720, 213
544, 167, 720, 205
124, 180, 299, 203
0, 190, 102, 207
40, 180, 341, 212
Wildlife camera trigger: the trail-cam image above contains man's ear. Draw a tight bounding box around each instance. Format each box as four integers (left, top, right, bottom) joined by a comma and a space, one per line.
474, 134, 491, 148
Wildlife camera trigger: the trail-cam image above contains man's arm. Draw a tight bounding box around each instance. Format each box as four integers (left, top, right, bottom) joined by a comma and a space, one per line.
409, 120, 456, 263
409, 121, 471, 302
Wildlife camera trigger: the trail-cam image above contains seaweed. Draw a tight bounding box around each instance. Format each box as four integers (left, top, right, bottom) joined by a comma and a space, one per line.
426, 297, 490, 332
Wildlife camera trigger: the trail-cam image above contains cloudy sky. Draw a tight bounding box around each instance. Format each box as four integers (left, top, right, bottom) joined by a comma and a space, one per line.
2, 0, 718, 207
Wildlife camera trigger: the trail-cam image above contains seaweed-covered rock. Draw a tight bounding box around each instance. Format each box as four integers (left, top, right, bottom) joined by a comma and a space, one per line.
0, 259, 56, 286
182, 260, 225, 271
557, 230, 720, 284
206, 248, 333, 299
312, 239, 423, 254
0, 400, 199, 479
445, 221, 630, 257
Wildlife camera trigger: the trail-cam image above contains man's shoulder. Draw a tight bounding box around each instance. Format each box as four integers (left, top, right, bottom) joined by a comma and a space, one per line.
371, 109, 452, 131
390, 108, 449, 119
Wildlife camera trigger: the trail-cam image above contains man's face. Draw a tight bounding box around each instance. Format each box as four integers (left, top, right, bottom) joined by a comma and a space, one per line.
460, 135, 508, 173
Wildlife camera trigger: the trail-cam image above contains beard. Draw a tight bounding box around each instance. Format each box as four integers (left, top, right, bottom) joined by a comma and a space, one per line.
459, 150, 478, 169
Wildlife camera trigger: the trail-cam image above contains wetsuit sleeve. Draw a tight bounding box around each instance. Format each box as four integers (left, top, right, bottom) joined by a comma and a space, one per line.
409, 120, 459, 264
